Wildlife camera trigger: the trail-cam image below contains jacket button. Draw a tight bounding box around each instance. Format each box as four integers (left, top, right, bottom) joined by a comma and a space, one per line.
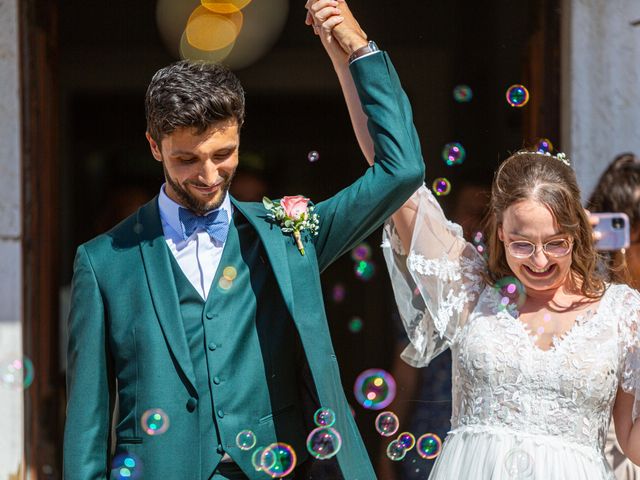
213, 376, 221, 385
217, 409, 225, 418
216, 444, 225, 454
186, 397, 197, 412
206, 312, 215, 320
208, 342, 217, 351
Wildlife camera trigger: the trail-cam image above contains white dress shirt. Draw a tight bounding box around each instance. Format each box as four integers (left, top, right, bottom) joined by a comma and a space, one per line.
158, 184, 232, 300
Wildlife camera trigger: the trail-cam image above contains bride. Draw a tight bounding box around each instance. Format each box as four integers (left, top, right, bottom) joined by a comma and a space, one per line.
306, 1, 640, 478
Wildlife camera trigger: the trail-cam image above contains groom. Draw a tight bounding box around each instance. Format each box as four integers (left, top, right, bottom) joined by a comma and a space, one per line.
63, 3, 424, 479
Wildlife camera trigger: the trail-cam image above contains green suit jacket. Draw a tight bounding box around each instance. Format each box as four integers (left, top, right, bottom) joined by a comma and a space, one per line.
63, 52, 424, 479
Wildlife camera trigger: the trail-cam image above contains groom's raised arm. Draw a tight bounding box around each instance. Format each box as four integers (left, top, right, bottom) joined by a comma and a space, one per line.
306, 1, 425, 271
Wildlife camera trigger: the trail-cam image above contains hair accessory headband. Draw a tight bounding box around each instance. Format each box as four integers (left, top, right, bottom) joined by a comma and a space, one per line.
512, 150, 571, 167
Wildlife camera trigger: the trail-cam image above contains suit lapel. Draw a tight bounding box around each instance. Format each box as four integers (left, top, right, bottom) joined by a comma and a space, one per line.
230, 197, 295, 318
137, 198, 197, 393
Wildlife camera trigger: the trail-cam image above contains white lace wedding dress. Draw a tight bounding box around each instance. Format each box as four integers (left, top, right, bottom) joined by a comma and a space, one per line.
382, 186, 640, 479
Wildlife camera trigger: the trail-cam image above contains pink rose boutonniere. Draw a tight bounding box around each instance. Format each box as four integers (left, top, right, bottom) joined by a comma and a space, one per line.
263, 195, 320, 255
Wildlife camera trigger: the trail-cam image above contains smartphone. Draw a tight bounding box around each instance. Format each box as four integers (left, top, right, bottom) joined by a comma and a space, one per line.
593, 212, 630, 251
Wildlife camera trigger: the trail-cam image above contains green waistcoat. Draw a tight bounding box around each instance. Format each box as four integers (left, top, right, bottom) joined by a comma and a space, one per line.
168, 212, 309, 478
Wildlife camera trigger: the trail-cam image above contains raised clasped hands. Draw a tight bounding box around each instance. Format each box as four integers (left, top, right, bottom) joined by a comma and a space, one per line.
304, 0, 368, 61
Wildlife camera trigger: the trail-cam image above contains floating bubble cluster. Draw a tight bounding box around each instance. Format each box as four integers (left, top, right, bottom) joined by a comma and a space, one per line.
432, 178, 452, 196
506, 84, 530, 107
314, 408, 336, 427
353, 369, 396, 410
308, 150, 320, 163
111, 453, 143, 479
442, 143, 466, 166
306, 426, 342, 459
453, 84, 473, 103
494, 277, 527, 316
260, 443, 297, 477
503, 448, 535, 478
236, 430, 257, 450
535, 138, 553, 154
141, 408, 170, 436
375, 411, 400, 437
417, 433, 442, 459
1, 356, 35, 389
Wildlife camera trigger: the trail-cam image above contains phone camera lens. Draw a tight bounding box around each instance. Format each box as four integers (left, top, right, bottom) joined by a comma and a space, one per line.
612, 217, 625, 229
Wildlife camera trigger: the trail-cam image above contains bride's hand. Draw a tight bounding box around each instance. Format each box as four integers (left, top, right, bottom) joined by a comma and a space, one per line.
305, 0, 368, 63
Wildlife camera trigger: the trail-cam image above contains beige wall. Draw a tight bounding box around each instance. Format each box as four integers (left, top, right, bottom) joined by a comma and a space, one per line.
0, 0, 24, 477
562, 0, 640, 200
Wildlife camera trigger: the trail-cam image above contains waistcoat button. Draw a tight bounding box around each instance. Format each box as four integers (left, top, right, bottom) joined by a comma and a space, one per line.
186, 397, 197, 412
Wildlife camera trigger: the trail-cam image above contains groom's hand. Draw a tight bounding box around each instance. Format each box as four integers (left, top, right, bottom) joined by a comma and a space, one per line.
306, 0, 368, 57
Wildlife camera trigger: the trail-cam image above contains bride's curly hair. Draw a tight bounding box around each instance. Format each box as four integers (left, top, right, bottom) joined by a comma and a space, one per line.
482, 150, 606, 298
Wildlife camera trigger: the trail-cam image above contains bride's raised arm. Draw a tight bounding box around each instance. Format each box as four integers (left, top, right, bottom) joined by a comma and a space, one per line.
306, 0, 486, 366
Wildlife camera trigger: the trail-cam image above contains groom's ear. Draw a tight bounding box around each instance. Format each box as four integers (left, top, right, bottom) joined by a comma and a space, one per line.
146, 132, 163, 162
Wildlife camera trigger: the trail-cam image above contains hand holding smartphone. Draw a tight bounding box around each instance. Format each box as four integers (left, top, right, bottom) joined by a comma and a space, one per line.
592, 212, 630, 251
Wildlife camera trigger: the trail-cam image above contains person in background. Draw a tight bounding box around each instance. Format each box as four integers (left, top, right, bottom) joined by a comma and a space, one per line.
589, 152, 640, 480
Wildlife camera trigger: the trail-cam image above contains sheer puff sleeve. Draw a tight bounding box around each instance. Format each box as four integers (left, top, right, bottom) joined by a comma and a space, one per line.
620, 285, 640, 422
382, 185, 487, 367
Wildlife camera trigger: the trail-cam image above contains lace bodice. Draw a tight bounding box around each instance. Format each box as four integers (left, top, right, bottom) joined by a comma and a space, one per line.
382, 186, 640, 454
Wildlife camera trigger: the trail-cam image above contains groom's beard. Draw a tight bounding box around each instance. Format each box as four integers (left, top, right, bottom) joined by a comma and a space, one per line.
162, 162, 234, 215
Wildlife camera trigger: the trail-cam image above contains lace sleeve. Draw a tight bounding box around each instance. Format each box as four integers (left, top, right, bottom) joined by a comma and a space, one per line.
620, 285, 640, 421
382, 185, 486, 368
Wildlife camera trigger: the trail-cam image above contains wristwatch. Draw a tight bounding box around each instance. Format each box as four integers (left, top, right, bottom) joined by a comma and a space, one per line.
348, 40, 379, 64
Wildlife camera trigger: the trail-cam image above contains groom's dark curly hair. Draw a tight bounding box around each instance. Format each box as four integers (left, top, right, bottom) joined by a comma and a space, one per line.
145, 60, 245, 144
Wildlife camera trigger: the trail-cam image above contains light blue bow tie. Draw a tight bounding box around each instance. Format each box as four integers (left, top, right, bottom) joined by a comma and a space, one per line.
178, 207, 229, 244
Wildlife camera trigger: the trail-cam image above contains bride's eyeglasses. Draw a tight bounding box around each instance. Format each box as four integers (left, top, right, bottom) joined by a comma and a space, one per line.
506, 238, 573, 258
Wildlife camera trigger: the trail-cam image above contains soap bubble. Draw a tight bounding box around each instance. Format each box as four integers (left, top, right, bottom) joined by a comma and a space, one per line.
261, 443, 297, 477
348, 317, 363, 333
386, 439, 407, 461
111, 453, 143, 479
397, 432, 416, 450
353, 369, 396, 410
1, 356, 35, 389
494, 276, 527, 316
332, 284, 346, 303
236, 430, 257, 450
141, 408, 170, 436
417, 433, 442, 459
441, 142, 466, 166
432, 178, 452, 196
535, 138, 553, 154
453, 84, 473, 102
306, 426, 342, 459
506, 84, 530, 107
351, 243, 372, 262
375, 411, 400, 437
503, 448, 535, 478
313, 408, 336, 427
354, 260, 375, 281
